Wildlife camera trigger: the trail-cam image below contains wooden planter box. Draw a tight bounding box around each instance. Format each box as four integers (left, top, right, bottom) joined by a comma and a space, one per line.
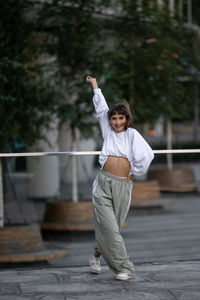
131, 180, 160, 207
149, 168, 196, 192
0, 224, 67, 262
41, 201, 94, 231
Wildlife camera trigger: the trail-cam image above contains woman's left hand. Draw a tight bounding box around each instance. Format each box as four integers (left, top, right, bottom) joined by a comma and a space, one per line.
127, 175, 133, 184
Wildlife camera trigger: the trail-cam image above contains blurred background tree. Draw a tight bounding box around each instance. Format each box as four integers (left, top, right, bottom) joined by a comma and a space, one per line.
0, 0, 104, 154
106, 0, 200, 123
38, 0, 103, 141
0, 0, 59, 153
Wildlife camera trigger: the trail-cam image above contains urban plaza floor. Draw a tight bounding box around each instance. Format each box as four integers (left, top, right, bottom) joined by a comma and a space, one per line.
0, 192, 200, 300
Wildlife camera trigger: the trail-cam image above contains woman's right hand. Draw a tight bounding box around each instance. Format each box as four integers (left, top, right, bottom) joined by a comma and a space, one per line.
86, 76, 94, 82
86, 76, 98, 89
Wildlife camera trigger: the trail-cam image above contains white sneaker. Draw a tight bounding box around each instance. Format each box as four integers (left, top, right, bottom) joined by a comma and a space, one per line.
116, 272, 134, 281
89, 255, 101, 274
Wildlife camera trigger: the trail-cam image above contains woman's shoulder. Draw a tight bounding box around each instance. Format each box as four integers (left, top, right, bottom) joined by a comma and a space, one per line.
124, 127, 134, 142
126, 127, 136, 135
126, 127, 145, 142
127, 127, 142, 134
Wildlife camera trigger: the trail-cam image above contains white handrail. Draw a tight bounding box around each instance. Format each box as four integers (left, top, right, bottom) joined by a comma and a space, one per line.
0, 149, 200, 157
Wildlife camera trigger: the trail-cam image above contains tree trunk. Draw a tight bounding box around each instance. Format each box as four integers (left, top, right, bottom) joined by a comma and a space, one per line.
167, 119, 173, 170
71, 127, 78, 203
129, 77, 134, 107
129, 50, 134, 107
193, 84, 199, 144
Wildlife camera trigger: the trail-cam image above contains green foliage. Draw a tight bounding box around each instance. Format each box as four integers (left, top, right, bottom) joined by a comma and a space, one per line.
0, 0, 103, 152
0, 0, 59, 152
105, 0, 200, 123
0, 57, 58, 151
38, 0, 103, 137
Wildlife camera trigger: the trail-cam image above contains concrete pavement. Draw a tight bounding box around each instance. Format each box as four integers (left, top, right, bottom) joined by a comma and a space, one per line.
0, 192, 200, 299
0, 260, 200, 300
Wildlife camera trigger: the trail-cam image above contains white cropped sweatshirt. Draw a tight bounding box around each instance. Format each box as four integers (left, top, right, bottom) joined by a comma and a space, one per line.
93, 88, 154, 176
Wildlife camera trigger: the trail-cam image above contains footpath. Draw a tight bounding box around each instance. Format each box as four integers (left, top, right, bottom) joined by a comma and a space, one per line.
0, 193, 200, 300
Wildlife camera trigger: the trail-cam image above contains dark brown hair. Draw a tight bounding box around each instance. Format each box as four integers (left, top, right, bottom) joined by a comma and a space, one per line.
108, 101, 134, 130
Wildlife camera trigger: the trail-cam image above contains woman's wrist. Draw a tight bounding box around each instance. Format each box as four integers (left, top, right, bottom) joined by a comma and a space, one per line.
91, 79, 98, 89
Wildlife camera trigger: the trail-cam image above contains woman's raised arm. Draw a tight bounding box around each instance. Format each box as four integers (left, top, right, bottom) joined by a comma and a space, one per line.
86, 75, 110, 138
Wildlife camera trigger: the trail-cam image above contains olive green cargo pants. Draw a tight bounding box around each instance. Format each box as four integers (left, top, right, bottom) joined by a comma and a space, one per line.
92, 170, 134, 275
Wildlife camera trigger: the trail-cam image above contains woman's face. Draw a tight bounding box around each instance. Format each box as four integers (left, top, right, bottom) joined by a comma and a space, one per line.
110, 113, 127, 133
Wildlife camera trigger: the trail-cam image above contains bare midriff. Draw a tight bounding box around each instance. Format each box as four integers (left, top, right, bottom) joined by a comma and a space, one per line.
103, 156, 130, 177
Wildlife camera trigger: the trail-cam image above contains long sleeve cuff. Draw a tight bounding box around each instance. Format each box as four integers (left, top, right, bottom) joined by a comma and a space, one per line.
93, 88, 102, 95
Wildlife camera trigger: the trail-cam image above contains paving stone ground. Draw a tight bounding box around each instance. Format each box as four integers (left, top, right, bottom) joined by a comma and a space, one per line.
0, 192, 200, 299
0, 261, 200, 300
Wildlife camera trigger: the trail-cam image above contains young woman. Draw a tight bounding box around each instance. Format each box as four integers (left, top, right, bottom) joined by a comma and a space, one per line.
86, 76, 154, 281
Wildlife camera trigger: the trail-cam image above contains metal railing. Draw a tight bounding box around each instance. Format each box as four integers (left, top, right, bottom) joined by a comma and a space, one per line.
0, 149, 200, 228
0, 149, 200, 157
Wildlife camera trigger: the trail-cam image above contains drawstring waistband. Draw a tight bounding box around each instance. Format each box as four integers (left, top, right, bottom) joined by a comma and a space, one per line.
100, 170, 127, 182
